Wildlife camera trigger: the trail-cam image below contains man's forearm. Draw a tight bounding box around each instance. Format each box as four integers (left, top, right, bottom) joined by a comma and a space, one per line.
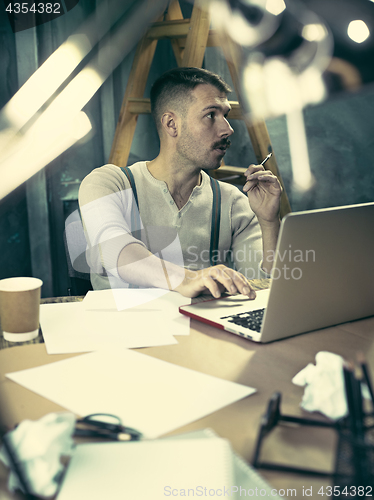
117, 243, 185, 290
258, 218, 280, 275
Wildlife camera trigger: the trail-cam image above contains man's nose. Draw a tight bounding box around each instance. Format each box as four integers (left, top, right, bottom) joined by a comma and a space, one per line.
219, 117, 234, 137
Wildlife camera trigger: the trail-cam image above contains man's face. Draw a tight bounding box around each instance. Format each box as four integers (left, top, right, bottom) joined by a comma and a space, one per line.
176, 84, 234, 171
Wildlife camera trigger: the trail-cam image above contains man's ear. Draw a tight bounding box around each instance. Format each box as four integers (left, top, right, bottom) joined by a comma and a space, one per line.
161, 112, 178, 138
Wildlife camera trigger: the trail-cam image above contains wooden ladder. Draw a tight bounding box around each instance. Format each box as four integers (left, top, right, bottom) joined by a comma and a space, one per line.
108, 0, 291, 217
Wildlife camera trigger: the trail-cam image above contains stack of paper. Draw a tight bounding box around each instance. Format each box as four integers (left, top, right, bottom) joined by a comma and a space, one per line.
40, 289, 191, 354
57, 438, 233, 500
56, 430, 281, 500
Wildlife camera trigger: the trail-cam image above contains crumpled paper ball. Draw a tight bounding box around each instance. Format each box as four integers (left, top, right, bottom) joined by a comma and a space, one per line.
0, 412, 76, 498
292, 351, 348, 420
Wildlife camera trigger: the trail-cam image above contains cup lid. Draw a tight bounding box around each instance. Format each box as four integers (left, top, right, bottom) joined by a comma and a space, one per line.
0, 277, 43, 292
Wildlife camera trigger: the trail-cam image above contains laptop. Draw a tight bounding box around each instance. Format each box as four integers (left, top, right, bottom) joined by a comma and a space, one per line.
179, 202, 374, 343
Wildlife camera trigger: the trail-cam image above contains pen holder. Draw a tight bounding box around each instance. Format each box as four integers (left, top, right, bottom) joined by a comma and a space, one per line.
253, 392, 374, 488
254, 355, 374, 491
252, 392, 336, 477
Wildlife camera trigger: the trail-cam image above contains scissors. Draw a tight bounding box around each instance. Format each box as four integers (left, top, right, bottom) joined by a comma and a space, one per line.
74, 413, 142, 441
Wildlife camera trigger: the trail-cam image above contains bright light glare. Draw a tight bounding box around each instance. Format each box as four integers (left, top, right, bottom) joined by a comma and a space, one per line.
33, 67, 104, 132
243, 55, 327, 120
3, 35, 91, 129
242, 58, 297, 118
0, 67, 103, 169
265, 0, 286, 16
229, 10, 260, 45
302, 23, 328, 42
69, 111, 92, 141
211, 4, 266, 46
347, 20, 370, 43
299, 67, 326, 104
209, 0, 228, 31
0, 112, 92, 200
39, 111, 91, 145
265, 59, 302, 115
287, 110, 315, 192
0, 65, 100, 200
210, 0, 281, 47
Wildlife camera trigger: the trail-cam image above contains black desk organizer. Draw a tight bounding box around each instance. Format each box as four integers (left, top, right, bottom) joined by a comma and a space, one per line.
334, 414, 374, 494
252, 359, 374, 497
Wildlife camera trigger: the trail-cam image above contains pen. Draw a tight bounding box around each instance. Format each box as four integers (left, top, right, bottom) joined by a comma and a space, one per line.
260, 153, 272, 166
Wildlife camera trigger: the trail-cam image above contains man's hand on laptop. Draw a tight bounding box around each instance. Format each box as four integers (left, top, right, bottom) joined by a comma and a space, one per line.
174, 265, 256, 299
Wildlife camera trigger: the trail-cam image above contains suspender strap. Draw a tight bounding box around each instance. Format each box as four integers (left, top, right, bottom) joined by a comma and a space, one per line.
209, 177, 221, 266
121, 167, 221, 267
120, 166, 141, 232
120, 166, 142, 289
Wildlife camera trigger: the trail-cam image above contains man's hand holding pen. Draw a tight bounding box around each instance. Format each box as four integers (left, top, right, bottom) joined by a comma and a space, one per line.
243, 153, 282, 225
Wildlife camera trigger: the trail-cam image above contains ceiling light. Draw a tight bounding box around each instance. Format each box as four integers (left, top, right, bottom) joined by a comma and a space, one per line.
347, 19, 370, 43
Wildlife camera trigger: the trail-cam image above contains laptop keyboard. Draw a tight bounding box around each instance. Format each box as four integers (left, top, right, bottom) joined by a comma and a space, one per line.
220, 308, 265, 333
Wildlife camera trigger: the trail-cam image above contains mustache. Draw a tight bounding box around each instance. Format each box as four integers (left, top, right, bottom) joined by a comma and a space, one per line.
212, 139, 231, 150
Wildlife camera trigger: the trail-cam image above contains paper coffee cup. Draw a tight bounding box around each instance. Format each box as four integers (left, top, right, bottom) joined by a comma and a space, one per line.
0, 277, 43, 342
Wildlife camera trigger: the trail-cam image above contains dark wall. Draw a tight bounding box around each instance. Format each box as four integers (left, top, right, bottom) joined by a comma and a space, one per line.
0, 6, 31, 279
267, 88, 374, 211
0, 0, 373, 295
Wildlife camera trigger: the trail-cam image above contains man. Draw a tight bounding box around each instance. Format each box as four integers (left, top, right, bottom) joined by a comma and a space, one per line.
79, 67, 281, 298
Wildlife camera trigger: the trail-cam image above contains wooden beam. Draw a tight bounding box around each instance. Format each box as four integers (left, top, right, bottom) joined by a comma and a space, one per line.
147, 19, 190, 40
108, 33, 159, 166
182, 3, 210, 67
165, 0, 185, 66
206, 30, 220, 47
147, 18, 220, 48
127, 97, 244, 119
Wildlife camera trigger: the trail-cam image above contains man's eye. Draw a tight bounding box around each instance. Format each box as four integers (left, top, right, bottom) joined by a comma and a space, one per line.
206, 112, 214, 119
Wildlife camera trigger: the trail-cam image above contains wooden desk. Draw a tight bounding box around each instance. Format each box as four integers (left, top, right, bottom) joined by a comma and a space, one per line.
1, 292, 373, 499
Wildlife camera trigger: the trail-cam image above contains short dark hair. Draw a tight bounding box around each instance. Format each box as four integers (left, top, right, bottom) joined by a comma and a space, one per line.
150, 67, 232, 133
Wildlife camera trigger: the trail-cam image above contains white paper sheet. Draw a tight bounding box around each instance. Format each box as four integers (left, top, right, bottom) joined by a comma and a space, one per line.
83, 288, 191, 336
40, 289, 191, 354
57, 438, 234, 500
40, 302, 178, 354
6, 349, 256, 438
